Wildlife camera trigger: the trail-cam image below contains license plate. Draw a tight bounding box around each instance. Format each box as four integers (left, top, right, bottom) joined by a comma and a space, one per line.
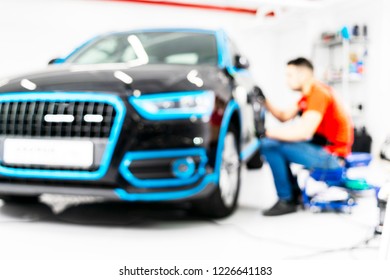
3, 139, 94, 168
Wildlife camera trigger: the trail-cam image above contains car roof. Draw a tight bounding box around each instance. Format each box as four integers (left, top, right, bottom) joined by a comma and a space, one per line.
107, 28, 224, 36
97, 27, 226, 37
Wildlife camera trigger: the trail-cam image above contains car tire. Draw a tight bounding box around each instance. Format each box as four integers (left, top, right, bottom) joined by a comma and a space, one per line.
193, 124, 241, 218
246, 150, 264, 169
0, 194, 40, 204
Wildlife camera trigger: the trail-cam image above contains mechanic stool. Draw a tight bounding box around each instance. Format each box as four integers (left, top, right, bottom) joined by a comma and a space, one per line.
298, 153, 373, 213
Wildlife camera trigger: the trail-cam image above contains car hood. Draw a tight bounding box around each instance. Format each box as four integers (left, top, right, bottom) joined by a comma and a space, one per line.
0, 63, 222, 96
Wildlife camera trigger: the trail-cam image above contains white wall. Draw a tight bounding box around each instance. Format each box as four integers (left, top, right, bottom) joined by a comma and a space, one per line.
375, 0, 390, 153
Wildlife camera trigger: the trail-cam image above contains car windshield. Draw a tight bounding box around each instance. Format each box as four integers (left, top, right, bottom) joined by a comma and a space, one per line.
67, 32, 219, 66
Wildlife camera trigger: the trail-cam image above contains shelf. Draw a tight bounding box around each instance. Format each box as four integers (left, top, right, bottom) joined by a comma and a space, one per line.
326, 74, 365, 84
315, 37, 369, 48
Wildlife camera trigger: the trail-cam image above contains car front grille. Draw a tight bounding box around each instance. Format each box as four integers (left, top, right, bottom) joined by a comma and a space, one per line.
0, 101, 116, 138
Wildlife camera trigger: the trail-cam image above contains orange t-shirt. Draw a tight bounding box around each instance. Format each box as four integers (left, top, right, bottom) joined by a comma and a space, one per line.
298, 82, 354, 158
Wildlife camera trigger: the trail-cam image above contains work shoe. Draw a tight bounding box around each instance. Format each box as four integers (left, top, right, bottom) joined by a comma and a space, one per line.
263, 200, 297, 216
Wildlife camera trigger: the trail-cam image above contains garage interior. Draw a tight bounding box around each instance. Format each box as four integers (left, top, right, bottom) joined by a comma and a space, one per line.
0, 0, 390, 261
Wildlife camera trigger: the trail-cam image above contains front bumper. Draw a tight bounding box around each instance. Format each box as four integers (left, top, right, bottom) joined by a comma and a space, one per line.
0, 146, 217, 202
0, 173, 217, 202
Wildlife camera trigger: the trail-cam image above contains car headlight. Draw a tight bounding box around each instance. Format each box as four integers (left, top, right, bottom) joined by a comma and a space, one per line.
129, 90, 215, 120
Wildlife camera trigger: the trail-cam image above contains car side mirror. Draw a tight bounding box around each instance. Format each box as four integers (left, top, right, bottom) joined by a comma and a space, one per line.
234, 55, 250, 69
48, 58, 65, 65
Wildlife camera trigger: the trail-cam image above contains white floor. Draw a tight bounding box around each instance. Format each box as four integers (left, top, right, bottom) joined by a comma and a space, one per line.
0, 163, 384, 261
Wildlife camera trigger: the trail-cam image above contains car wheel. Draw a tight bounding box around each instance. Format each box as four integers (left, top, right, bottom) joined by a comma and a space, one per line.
0, 194, 40, 204
246, 150, 264, 169
193, 125, 241, 218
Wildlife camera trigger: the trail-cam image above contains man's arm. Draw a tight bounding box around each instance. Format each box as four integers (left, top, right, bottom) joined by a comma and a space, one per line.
265, 100, 300, 123
265, 110, 323, 142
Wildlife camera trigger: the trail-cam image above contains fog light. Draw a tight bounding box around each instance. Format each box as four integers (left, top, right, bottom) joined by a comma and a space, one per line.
172, 158, 195, 179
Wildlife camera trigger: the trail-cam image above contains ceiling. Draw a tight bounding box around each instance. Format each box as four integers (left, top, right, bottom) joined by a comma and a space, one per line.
110, 0, 338, 19
167, 0, 326, 9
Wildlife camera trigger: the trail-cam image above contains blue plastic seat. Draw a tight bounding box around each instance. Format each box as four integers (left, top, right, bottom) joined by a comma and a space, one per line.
309, 152, 372, 186
345, 152, 372, 168
310, 168, 344, 186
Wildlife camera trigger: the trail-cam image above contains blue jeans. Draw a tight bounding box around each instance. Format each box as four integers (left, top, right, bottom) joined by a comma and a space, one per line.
261, 138, 341, 200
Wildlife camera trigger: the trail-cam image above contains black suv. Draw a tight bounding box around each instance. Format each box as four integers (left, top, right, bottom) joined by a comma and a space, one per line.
0, 28, 264, 217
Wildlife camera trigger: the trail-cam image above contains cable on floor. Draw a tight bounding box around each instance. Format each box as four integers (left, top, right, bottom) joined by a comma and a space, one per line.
202, 209, 380, 259
284, 229, 380, 260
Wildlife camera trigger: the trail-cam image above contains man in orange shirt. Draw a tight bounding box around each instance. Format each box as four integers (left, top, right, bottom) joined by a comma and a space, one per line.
260, 57, 354, 216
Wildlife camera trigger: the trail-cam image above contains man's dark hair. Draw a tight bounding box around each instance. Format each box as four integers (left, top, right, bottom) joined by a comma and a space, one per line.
287, 57, 314, 71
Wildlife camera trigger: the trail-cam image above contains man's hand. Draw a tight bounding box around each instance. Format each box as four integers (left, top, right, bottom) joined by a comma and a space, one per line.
254, 86, 266, 103
257, 128, 267, 138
